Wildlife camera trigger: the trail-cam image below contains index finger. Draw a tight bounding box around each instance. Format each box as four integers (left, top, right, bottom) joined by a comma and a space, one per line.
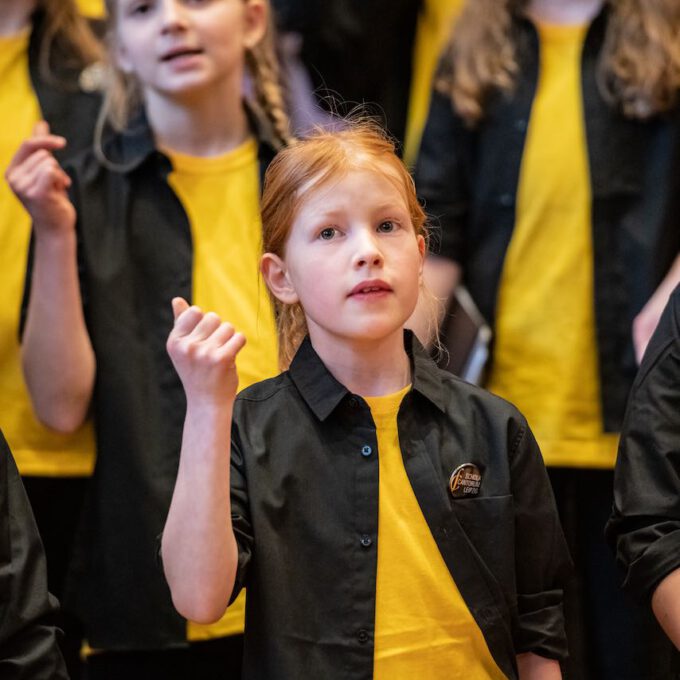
171, 304, 205, 338
172, 297, 190, 320
7, 136, 67, 171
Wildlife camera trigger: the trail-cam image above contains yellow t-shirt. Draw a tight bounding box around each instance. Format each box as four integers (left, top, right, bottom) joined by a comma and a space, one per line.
366, 386, 505, 679
166, 138, 279, 641
403, 0, 464, 166
0, 30, 95, 477
486, 21, 619, 469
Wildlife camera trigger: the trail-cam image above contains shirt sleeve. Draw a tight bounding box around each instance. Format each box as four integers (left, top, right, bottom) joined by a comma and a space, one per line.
509, 415, 571, 660
229, 417, 253, 605
413, 88, 472, 264
606, 287, 680, 603
0, 431, 68, 680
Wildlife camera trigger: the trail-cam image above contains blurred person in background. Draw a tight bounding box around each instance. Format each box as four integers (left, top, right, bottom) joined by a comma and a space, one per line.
6, 0, 291, 677
607, 285, 680, 658
0, 1, 102, 676
415, 0, 680, 677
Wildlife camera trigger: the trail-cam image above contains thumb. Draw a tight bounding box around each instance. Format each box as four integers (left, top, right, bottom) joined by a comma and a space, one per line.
172, 297, 190, 320
33, 120, 50, 137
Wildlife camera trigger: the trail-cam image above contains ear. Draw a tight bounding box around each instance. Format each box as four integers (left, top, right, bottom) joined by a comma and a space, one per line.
243, 0, 268, 50
261, 252, 299, 305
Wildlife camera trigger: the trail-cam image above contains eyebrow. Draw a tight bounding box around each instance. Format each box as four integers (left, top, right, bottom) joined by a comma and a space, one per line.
314, 203, 408, 220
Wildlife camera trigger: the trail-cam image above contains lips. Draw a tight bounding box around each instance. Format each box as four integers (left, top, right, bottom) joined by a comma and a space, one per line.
160, 47, 203, 62
349, 280, 392, 297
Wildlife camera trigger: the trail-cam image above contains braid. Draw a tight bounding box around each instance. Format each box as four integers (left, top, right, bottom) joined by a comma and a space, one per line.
247, 21, 294, 148
276, 301, 308, 370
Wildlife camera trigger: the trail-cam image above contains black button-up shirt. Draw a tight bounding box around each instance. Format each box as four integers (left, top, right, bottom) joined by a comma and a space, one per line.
22, 109, 279, 649
607, 285, 680, 602
229, 332, 570, 679
0, 431, 68, 679
415, 7, 680, 432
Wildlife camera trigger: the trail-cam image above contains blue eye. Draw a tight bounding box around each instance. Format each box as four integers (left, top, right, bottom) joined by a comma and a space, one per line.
319, 227, 337, 240
377, 220, 396, 233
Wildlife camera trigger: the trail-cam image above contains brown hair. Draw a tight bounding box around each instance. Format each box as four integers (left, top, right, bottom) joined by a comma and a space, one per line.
97, 0, 291, 145
261, 121, 431, 369
37, 0, 104, 84
438, 0, 680, 125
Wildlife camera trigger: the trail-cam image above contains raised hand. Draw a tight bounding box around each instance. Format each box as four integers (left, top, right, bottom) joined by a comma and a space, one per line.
5, 121, 75, 235
166, 297, 246, 404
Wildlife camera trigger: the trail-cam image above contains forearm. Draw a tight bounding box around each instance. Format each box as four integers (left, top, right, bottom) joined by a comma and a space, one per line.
651, 568, 680, 649
22, 230, 94, 432
406, 256, 461, 347
516, 652, 561, 679
162, 399, 239, 624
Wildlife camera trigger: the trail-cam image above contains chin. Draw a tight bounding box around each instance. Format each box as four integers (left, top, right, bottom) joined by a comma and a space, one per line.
347, 322, 406, 343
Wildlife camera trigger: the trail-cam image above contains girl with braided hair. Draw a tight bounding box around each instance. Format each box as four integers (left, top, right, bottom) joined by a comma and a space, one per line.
6, 0, 291, 677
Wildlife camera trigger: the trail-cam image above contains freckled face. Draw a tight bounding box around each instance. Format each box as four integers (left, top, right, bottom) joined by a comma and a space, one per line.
279, 166, 425, 349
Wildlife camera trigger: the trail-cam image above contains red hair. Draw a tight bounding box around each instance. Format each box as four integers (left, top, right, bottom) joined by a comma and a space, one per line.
261, 121, 429, 368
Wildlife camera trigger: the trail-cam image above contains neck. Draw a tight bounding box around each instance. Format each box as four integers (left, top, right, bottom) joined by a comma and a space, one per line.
526, 0, 603, 25
145, 81, 249, 157
0, 1, 35, 36
309, 328, 412, 397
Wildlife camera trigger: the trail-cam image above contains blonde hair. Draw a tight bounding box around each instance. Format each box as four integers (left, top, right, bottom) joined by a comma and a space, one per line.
37, 0, 104, 85
261, 120, 434, 369
438, 0, 680, 125
97, 0, 291, 144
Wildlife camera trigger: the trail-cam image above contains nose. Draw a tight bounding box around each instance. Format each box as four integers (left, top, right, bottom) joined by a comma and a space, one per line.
353, 231, 384, 269
160, 0, 189, 34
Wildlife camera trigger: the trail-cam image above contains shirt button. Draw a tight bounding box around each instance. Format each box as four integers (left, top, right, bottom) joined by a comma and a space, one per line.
360, 534, 372, 548
361, 445, 372, 457
499, 193, 514, 207
348, 397, 359, 408
357, 629, 370, 644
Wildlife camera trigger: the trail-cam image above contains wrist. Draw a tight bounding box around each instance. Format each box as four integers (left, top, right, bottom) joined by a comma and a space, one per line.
185, 396, 234, 421
33, 225, 77, 253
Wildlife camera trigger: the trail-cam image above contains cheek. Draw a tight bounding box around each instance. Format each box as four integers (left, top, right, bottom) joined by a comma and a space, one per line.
401, 252, 425, 304
291, 259, 337, 310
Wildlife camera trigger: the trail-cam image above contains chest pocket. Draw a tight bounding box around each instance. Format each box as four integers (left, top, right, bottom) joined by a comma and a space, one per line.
450, 494, 517, 606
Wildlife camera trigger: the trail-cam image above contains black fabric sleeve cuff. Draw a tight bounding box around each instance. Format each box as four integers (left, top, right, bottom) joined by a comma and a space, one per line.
618, 529, 680, 603
515, 593, 568, 660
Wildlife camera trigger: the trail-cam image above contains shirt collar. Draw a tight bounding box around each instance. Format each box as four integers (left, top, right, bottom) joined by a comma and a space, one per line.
288, 330, 448, 422
99, 100, 280, 174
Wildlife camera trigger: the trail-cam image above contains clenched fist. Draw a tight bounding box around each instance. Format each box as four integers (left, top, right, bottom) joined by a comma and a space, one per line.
5, 121, 75, 236
166, 297, 246, 404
